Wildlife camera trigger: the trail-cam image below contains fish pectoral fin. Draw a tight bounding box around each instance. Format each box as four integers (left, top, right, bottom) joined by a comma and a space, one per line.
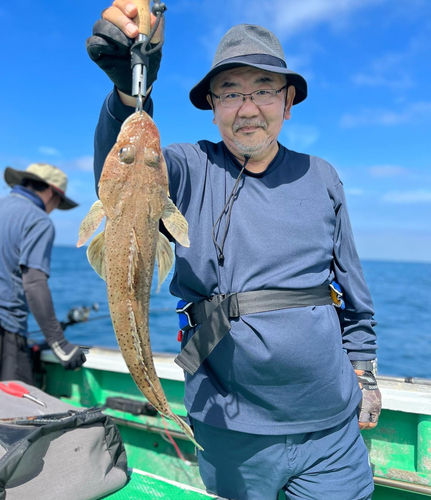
77, 200, 106, 247
156, 232, 174, 292
161, 198, 190, 248
87, 232, 106, 281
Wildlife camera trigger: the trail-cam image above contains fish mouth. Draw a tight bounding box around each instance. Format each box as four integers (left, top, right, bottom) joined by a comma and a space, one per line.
122, 111, 145, 130
122, 114, 135, 129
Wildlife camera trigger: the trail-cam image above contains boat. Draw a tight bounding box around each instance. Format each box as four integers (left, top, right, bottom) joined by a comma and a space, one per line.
39, 347, 431, 499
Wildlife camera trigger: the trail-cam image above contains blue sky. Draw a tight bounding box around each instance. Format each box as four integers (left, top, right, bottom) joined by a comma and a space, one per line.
1, 0, 430, 262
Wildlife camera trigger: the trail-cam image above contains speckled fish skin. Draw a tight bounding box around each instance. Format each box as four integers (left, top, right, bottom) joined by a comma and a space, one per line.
99, 112, 169, 411
79, 111, 201, 448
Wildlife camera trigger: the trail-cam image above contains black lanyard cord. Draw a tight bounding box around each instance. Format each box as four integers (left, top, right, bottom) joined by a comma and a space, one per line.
212, 155, 251, 266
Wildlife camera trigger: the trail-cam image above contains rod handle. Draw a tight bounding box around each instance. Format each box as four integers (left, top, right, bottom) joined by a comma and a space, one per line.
133, 0, 152, 36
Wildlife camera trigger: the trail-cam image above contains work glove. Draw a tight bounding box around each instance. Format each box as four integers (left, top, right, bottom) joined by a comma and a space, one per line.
50, 339, 87, 371
86, 20, 162, 96
352, 360, 382, 430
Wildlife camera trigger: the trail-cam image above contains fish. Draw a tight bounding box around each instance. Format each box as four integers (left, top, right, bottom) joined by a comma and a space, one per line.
77, 111, 202, 450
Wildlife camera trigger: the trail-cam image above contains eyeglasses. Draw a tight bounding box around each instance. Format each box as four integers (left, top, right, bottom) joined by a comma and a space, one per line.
210, 85, 288, 109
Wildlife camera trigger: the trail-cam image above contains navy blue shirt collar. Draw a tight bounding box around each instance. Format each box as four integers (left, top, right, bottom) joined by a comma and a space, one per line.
222, 142, 286, 178
11, 185, 46, 211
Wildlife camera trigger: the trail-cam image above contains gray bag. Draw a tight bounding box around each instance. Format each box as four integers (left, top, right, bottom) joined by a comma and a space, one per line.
0, 382, 128, 500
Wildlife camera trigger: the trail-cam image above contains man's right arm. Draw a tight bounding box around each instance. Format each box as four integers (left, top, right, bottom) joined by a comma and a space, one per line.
87, 1, 163, 190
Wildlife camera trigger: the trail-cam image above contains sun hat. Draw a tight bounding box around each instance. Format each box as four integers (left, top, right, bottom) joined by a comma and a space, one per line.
189, 24, 308, 110
4, 163, 78, 210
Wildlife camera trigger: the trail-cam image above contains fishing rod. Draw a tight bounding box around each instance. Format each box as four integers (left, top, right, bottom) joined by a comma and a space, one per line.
28, 303, 174, 337
27, 303, 104, 355
28, 303, 102, 335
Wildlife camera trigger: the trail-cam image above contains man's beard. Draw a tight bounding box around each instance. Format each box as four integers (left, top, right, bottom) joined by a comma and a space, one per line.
232, 119, 271, 157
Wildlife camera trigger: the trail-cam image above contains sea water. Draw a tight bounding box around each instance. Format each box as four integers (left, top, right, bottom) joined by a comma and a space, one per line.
27, 246, 431, 379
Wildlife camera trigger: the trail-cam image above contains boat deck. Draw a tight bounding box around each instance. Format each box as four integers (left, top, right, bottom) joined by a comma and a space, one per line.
104, 469, 216, 500
42, 349, 431, 499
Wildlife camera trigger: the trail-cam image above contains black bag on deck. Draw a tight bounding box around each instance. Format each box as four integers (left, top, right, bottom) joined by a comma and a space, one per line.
0, 381, 128, 500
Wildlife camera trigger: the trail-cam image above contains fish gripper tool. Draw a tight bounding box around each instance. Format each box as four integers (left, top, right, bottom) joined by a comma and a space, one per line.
131, 0, 167, 113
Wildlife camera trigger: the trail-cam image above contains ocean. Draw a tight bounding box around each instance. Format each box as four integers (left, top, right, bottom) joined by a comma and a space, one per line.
28, 246, 431, 379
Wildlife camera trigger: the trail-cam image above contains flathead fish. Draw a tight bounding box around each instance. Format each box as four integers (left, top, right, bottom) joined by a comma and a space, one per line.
77, 111, 202, 449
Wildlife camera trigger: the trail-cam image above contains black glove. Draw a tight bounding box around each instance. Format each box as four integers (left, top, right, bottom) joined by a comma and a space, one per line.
86, 19, 162, 96
352, 361, 382, 429
50, 339, 87, 370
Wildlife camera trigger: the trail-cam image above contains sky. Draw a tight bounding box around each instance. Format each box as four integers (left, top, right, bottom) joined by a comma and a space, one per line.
1, 0, 430, 263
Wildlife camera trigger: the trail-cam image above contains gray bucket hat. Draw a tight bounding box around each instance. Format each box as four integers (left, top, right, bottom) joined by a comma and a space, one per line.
190, 24, 307, 110
4, 163, 78, 210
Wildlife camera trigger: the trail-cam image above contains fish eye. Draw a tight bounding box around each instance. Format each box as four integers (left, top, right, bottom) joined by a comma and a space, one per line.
146, 150, 160, 168
118, 145, 136, 164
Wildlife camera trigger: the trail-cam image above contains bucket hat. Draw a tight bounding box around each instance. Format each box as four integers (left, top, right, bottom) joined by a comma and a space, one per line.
190, 24, 307, 110
4, 163, 78, 210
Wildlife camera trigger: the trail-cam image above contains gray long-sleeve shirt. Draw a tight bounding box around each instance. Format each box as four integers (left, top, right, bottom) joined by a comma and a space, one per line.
94, 89, 377, 434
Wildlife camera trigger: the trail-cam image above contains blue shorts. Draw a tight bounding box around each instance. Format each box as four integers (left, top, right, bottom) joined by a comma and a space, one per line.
192, 411, 374, 500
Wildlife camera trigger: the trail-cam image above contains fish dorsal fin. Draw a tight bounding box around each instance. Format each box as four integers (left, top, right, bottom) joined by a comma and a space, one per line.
161, 198, 190, 248
86, 232, 106, 281
156, 232, 174, 291
77, 200, 106, 247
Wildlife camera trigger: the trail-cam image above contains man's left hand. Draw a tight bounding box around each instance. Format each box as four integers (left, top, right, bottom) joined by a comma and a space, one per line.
354, 369, 382, 430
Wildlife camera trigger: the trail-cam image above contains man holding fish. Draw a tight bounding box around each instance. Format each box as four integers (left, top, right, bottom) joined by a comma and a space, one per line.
86, 3, 381, 499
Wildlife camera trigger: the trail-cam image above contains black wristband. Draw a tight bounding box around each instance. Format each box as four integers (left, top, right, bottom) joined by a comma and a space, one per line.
351, 360, 375, 372
356, 371, 378, 391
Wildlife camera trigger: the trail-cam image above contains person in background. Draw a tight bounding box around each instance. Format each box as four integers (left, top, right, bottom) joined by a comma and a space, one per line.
87, 4, 382, 499
0, 163, 87, 384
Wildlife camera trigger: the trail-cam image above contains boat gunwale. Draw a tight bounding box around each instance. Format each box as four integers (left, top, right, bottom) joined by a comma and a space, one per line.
41, 347, 431, 416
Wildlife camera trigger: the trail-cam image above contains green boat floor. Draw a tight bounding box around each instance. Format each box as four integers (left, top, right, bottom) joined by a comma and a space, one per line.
104, 469, 216, 500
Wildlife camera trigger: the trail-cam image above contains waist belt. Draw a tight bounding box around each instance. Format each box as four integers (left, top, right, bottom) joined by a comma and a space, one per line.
174, 284, 336, 376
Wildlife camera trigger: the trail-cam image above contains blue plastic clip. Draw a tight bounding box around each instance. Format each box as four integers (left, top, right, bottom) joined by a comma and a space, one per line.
176, 300, 196, 332
330, 281, 345, 310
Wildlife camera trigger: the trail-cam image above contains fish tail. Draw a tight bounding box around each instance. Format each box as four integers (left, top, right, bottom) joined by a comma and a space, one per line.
171, 414, 204, 451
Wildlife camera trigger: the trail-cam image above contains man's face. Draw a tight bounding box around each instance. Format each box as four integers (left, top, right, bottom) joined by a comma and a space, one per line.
207, 66, 295, 161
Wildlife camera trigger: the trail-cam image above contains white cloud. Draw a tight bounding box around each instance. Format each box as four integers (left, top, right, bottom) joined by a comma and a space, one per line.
383, 190, 431, 204
66, 156, 94, 172
352, 73, 414, 90
197, 0, 401, 59
346, 188, 364, 196
235, 0, 390, 37
340, 101, 431, 128
368, 165, 409, 177
352, 49, 416, 90
351, 19, 431, 91
38, 146, 60, 156
285, 124, 320, 150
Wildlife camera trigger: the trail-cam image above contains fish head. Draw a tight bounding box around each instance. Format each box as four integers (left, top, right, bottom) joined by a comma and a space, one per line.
98, 111, 169, 217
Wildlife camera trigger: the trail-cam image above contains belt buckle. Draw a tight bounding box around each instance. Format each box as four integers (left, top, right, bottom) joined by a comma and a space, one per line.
176, 301, 197, 331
